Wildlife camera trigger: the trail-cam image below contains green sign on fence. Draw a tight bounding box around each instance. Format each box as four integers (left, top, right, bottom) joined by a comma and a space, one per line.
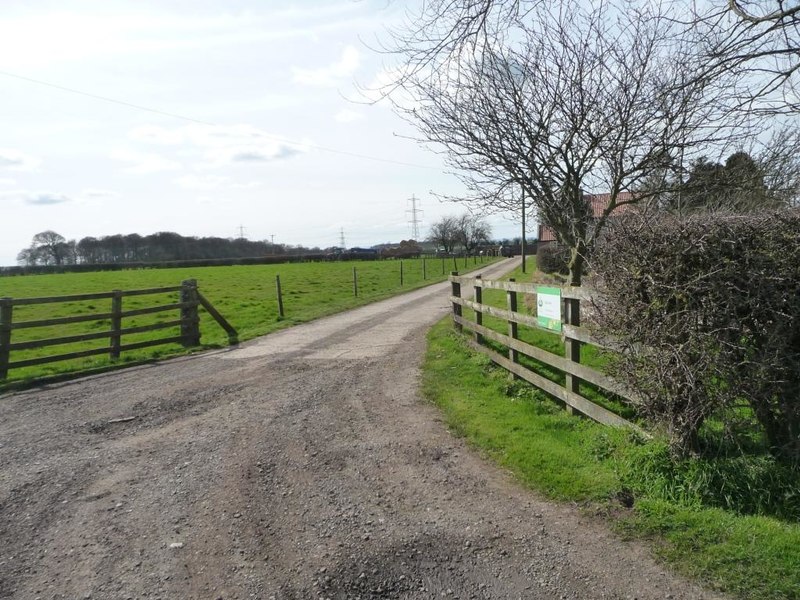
536, 286, 562, 332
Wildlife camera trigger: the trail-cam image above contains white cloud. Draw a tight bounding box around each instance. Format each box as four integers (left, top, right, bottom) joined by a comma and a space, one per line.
0, 3, 452, 267
174, 174, 229, 191
0, 13, 281, 70
232, 181, 262, 190
80, 188, 119, 199
334, 109, 365, 123
0, 148, 40, 172
236, 146, 300, 162
130, 123, 288, 149
185, 124, 276, 148
0, 190, 72, 205
130, 125, 187, 145
194, 194, 234, 206
76, 188, 119, 207
273, 4, 366, 22
0, 7, 387, 71
110, 148, 182, 174
292, 45, 360, 87
204, 143, 303, 167
129, 123, 306, 168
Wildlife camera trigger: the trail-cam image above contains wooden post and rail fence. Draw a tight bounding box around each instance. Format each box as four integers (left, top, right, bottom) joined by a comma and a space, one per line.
448, 272, 644, 432
0, 279, 237, 380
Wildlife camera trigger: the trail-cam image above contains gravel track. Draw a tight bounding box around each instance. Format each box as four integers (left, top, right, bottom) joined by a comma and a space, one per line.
0, 259, 727, 600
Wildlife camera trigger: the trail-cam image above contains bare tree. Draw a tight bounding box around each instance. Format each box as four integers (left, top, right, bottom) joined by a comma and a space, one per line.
384, 1, 541, 272
389, 0, 800, 112
454, 214, 491, 255
691, 1, 800, 113
752, 128, 800, 206
728, 0, 800, 22
386, 1, 528, 80
16, 246, 42, 267
427, 215, 459, 254
391, 0, 763, 286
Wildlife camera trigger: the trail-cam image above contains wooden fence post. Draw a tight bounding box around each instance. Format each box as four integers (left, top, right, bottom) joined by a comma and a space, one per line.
180, 279, 201, 347
352, 267, 358, 297
450, 271, 462, 332
506, 279, 519, 366
564, 296, 581, 414
453, 255, 458, 272
441, 257, 445, 275
400, 260, 404, 286
474, 274, 483, 344
110, 290, 122, 359
0, 298, 12, 379
423, 258, 427, 280
276, 275, 285, 317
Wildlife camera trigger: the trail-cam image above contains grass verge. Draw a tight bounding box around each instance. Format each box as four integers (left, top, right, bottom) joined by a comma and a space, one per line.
422, 317, 800, 600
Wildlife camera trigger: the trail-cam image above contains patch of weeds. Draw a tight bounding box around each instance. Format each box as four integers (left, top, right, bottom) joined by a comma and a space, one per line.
616, 441, 800, 521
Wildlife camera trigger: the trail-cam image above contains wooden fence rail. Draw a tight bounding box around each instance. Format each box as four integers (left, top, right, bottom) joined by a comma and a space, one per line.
448, 273, 645, 433
0, 279, 237, 380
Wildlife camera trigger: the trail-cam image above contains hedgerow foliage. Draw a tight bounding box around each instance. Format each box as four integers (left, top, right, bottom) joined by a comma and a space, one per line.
536, 243, 570, 275
591, 210, 800, 460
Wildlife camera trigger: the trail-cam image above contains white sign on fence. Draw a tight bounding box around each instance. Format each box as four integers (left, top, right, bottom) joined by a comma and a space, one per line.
536, 286, 562, 332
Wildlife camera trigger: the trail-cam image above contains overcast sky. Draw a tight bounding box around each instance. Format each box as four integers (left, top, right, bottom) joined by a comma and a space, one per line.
0, 0, 528, 266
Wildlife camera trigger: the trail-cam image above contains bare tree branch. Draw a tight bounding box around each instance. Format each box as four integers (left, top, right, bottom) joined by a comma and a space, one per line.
392, 0, 767, 285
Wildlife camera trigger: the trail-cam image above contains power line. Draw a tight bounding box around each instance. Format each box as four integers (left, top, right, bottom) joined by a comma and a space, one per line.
406, 194, 423, 240
0, 69, 443, 171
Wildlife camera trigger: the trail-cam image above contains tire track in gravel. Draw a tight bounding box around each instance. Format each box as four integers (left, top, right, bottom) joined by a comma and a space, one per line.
0, 259, 728, 599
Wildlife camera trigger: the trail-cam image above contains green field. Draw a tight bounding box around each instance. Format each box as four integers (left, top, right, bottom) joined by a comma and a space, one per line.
0, 256, 496, 386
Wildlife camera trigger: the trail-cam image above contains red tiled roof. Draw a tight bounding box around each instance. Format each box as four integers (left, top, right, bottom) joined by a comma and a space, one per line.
538, 191, 634, 242
587, 191, 634, 217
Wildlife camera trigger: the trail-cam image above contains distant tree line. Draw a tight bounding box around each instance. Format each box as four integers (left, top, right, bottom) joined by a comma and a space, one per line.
15, 231, 322, 267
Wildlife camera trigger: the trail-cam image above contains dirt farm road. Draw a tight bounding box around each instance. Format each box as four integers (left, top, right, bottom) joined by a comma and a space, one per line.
0, 259, 726, 600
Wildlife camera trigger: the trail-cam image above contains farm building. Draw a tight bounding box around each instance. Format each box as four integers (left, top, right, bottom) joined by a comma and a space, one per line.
537, 191, 634, 244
